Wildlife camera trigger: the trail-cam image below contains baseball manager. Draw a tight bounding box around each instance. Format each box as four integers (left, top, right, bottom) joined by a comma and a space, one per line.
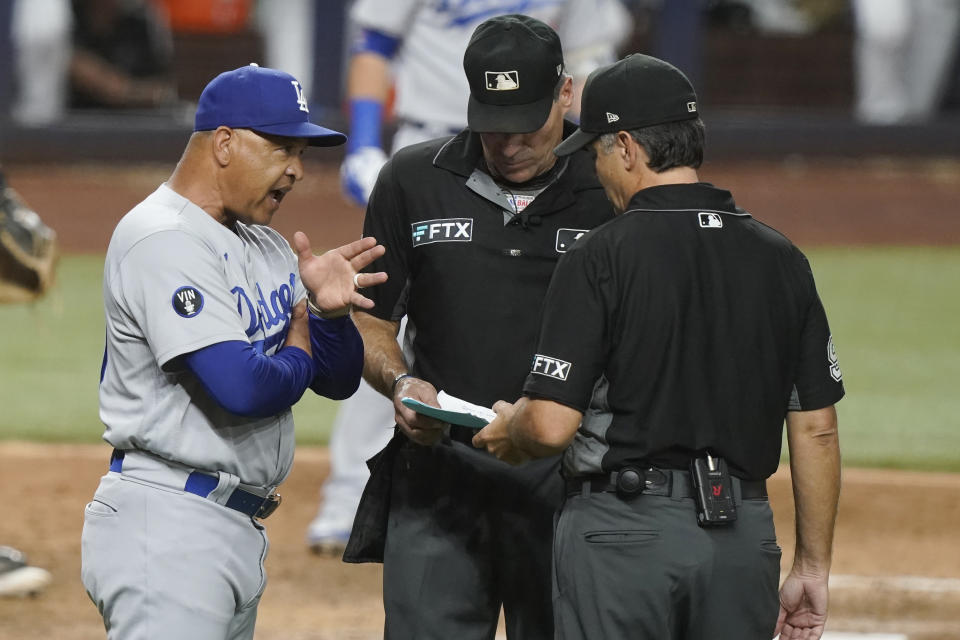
81, 64, 387, 639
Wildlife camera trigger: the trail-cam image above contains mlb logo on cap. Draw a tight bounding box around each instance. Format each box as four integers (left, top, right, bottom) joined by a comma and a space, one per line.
486, 71, 520, 91
194, 63, 346, 147
463, 14, 565, 133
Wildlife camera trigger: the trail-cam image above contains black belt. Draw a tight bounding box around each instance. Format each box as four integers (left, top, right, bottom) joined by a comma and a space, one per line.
565, 467, 767, 500
109, 450, 281, 519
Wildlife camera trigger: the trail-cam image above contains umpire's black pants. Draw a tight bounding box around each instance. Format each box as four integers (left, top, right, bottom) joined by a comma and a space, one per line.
553, 485, 781, 639
383, 437, 561, 640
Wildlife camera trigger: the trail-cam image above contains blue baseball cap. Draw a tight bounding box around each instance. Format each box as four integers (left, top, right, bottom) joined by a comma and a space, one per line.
194, 64, 346, 147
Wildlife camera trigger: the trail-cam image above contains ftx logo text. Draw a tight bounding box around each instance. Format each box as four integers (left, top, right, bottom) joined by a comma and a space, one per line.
412, 218, 473, 246
531, 354, 571, 381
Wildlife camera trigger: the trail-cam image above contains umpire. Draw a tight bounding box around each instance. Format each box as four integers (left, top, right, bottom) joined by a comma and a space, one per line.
474, 54, 845, 640
342, 14, 614, 639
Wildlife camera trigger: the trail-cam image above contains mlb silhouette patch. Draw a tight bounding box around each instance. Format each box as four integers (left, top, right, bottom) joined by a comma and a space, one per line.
555, 228, 588, 253
698, 212, 723, 228
485, 71, 519, 91
172, 286, 204, 318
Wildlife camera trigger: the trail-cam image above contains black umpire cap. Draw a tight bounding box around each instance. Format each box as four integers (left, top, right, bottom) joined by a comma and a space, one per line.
554, 54, 699, 156
463, 14, 565, 134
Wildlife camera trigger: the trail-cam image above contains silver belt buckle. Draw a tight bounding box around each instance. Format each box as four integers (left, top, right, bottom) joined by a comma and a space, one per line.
255, 493, 281, 519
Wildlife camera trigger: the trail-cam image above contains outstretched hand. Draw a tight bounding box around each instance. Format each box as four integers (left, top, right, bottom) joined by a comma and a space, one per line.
292, 231, 387, 313
774, 571, 829, 640
472, 400, 530, 465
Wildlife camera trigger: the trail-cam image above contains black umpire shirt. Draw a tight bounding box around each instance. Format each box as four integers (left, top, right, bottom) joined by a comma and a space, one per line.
361, 122, 614, 416
523, 183, 846, 481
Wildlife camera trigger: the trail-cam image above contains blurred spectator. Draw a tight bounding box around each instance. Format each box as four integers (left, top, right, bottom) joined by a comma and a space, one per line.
853, 0, 960, 124
733, 0, 815, 34
9, 0, 72, 125
161, 0, 251, 33
255, 0, 315, 103
632, 0, 833, 36
69, 0, 177, 109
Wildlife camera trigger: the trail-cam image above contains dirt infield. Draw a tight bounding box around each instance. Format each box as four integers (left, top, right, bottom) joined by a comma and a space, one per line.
0, 443, 958, 639
1, 159, 959, 638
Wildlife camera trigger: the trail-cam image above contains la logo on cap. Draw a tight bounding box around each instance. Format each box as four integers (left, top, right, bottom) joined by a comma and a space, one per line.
292, 80, 309, 112
485, 70, 519, 91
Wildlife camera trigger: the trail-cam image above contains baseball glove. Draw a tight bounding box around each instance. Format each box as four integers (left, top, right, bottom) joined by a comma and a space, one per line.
0, 184, 58, 303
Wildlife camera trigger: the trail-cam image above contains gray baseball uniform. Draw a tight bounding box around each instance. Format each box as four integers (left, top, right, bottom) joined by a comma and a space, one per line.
352, 0, 632, 145
82, 184, 306, 639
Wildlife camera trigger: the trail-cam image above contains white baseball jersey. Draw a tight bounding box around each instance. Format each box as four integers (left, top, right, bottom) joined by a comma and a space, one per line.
99, 184, 306, 487
351, 0, 631, 130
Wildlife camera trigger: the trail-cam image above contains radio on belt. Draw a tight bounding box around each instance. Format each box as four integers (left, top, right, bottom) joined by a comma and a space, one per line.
690, 453, 737, 526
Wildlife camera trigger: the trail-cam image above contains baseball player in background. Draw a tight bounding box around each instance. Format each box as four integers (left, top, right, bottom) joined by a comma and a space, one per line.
81, 64, 387, 639
307, 0, 631, 555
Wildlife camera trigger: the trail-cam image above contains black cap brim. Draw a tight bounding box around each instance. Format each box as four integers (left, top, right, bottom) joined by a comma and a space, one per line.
252, 121, 347, 147
467, 94, 554, 134
553, 127, 599, 156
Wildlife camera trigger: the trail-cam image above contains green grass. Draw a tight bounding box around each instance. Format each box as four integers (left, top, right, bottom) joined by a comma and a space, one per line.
0, 255, 339, 445
1, 249, 958, 470
1, 256, 104, 442
802, 247, 960, 471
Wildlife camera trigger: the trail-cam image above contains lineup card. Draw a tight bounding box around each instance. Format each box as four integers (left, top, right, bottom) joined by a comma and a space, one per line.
400, 391, 497, 429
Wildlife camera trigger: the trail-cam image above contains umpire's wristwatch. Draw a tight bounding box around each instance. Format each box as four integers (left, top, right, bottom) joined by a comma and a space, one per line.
391, 372, 413, 395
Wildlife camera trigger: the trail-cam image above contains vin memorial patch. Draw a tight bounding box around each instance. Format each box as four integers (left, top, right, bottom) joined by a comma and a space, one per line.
172, 286, 204, 318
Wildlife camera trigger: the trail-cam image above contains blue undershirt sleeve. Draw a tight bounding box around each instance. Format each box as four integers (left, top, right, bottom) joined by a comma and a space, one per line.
347, 98, 385, 152
185, 314, 364, 415
346, 28, 398, 152
307, 313, 364, 399
185, 341, 316, 418
352, 28, 401, 59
